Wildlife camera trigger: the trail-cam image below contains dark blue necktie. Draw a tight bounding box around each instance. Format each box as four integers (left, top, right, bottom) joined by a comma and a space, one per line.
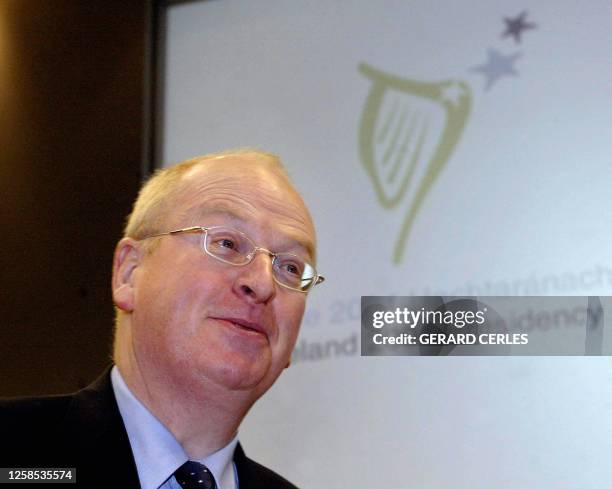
174, 461, 217, 489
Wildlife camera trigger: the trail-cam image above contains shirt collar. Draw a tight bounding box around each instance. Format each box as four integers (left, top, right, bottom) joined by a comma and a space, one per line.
111, 366, 238, 489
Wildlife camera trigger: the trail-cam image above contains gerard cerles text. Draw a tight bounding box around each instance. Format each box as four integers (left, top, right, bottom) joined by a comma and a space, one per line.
361, 296, 609, 356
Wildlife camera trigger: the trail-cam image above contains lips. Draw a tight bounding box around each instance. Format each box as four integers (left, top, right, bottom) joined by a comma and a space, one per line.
211, 317, 268, 338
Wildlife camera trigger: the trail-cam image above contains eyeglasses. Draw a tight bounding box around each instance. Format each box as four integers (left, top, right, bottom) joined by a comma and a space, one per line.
139, 226, 325, 293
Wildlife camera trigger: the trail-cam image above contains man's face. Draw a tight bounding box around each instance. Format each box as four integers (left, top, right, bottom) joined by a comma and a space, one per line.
127, 155, 316, 401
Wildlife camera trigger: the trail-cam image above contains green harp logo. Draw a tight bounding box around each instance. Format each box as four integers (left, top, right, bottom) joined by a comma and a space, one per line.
358, 63, 472, 263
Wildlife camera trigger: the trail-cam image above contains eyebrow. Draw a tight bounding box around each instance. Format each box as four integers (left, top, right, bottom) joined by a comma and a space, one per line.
190, 204, 316, 261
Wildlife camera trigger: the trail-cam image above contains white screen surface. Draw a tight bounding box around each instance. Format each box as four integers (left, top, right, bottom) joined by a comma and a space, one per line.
161, 1, 612, 487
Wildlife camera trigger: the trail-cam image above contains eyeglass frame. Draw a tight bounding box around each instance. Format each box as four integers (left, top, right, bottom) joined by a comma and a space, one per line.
138, 225, 325, 293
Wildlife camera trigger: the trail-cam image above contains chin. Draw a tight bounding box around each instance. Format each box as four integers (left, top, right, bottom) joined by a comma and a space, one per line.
210, 357, 271, 392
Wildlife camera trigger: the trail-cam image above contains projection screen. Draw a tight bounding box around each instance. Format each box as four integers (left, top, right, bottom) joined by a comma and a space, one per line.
159, 1, 612, 487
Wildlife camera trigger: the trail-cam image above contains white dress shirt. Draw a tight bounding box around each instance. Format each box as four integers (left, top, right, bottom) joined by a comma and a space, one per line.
111, 366, 238, 489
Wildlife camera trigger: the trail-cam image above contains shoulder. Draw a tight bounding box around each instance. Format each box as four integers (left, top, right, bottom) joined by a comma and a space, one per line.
0, 368, 134, 468
0, 367, 140, 487
0, 391, 76, 439
234, 443, 299, 489
0, 391, 77, 464
0, 367, 115, 443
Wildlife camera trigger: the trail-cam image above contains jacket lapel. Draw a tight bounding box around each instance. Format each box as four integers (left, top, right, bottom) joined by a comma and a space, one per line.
61, 366, 141, 488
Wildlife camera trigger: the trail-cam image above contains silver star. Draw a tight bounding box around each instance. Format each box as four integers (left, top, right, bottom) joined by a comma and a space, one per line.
502, 11, 537, 44
440, 82, 467, 107
471, 48, 521, 90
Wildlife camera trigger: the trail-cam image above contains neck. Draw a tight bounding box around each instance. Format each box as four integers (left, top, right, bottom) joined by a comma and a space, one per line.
114, 320, 255, 459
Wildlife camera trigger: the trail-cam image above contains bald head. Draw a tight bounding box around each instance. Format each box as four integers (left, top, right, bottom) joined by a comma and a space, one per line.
124, 149, 307, 244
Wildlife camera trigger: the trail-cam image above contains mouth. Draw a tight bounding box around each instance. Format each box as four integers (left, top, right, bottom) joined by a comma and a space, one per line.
212, 317, 268, 338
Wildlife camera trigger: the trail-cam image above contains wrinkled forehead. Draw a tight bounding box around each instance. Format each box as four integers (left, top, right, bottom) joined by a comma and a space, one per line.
170, 157, 317, 258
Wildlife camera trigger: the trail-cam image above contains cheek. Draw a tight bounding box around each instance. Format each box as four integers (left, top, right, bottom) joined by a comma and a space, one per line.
133, 268, 223, 346
139, 258, 222, 310
275, 299, 307, 350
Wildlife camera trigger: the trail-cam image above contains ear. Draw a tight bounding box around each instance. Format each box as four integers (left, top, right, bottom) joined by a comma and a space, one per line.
112, 237, 141, 313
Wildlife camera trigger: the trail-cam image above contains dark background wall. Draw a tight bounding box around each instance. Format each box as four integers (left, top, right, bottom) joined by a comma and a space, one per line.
1, 1, 150, 395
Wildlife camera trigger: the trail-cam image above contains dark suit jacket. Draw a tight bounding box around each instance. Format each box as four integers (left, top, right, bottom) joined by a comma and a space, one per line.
0, 368, 298, 489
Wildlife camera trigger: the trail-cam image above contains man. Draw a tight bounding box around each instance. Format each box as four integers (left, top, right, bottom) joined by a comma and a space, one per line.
1, 150, 324, 488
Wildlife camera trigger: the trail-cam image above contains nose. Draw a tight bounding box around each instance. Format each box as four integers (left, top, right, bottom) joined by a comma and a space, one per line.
234, 250, 276, 303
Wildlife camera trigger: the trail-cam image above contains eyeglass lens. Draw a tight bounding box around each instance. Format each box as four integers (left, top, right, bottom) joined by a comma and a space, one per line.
204, 227, 316, 291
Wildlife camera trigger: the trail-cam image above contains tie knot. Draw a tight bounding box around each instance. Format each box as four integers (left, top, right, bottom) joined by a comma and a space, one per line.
174, 461, 217, 489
